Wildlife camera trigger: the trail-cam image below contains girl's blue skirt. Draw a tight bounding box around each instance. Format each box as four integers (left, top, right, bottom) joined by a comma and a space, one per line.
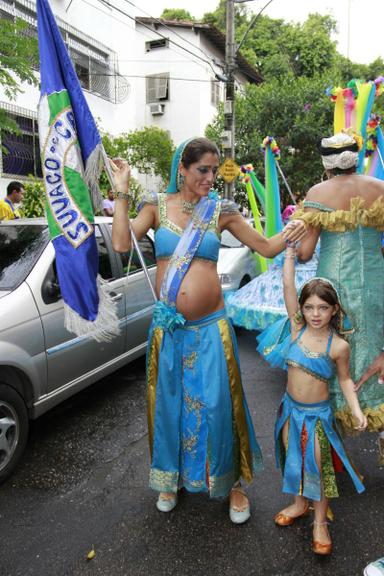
275, 392, 365, 501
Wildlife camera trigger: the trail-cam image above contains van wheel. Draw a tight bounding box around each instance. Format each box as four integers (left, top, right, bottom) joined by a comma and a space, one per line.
239, 275, 251, 289
0, 384, 29, 483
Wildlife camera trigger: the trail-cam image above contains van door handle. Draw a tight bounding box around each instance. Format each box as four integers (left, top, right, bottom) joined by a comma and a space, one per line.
110, 292, 123, 301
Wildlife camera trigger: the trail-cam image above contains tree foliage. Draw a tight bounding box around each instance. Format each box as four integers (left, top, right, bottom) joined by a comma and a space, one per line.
20, 178, 45, 218
102, 126, 174, 184
160, 8, 195, 21
0, 18, 39, 132
203, 6, 384, 202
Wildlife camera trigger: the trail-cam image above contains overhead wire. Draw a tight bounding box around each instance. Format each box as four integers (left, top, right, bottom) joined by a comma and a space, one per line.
79, 0, 216, 77
119, 0, 221, 65
96, 0, 224, 78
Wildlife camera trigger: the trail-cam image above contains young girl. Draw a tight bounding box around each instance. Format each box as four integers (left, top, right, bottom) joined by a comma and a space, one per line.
257, 245, 367, 555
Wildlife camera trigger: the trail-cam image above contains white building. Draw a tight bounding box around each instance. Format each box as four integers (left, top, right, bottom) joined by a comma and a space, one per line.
0, 0, 260, 196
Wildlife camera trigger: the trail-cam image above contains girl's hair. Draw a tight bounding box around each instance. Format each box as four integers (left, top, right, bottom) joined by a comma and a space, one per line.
181, 138, 220, 168
299, 278, 344, 332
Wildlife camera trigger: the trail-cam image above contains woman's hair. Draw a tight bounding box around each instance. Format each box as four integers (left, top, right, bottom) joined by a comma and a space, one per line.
327, 166, 357, 176
299, 278, 344, 332
181, 138, 220, 168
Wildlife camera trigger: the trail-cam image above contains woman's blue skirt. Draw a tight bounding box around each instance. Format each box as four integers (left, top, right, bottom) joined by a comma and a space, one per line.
146, 308, 263, 498
275, 392, 365, 501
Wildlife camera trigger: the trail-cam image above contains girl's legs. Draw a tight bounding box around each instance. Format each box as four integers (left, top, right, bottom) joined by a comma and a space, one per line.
312, 430, 331, 551
275, 420, 309, 520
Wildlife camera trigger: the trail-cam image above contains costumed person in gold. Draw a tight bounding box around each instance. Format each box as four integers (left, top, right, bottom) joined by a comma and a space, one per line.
110, 138, 307, 522
294, 132, 384, 452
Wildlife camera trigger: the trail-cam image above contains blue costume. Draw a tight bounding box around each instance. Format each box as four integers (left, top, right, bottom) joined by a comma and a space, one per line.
258, 324, 364, 501
226, 251, 319, 332
143, 141, 262, 498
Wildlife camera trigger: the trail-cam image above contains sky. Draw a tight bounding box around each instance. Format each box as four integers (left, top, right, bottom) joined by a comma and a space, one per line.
138, 0, 384, 65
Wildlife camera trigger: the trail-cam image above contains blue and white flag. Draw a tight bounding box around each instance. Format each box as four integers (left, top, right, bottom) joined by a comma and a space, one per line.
37, 0, 119, 341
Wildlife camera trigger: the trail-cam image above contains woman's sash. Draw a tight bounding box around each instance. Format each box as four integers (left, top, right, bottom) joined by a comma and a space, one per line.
153, 195, 218, 332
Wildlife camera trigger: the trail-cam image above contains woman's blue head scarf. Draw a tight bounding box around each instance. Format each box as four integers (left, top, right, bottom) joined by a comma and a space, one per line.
167, 138, 194, 193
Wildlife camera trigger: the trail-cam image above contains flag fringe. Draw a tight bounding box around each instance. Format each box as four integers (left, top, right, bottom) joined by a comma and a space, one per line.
84, 143, 104, 213
64, 275, 121, 342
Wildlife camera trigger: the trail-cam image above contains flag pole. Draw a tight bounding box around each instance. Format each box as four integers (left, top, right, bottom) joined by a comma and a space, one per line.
276, 160, 296, 205
101, 148, 157, 302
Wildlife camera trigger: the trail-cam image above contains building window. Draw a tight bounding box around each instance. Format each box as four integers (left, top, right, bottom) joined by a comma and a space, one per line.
0, 105, 42, 179
1, 0, 116, 103
146, 73, 170, 103
145, 38, 169, 52
211, 79, 221, 107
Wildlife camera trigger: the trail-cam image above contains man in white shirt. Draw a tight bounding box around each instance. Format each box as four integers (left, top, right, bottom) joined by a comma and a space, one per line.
102, 189, 115, 216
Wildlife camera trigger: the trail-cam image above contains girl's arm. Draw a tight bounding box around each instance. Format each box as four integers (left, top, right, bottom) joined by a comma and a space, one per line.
221, 213, 307, 258
334, 340, 368, 430
283, 246, 300, 327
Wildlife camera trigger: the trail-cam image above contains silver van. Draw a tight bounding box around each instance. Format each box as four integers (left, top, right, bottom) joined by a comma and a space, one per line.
0, 217, 156, 482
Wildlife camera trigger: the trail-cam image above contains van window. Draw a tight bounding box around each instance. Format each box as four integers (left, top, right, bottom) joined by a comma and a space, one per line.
118, 235, 156, 275
0, 224, 49, 290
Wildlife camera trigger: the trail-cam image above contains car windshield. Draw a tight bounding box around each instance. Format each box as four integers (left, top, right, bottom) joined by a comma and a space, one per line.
0, 224, 49, 291
220, 229, 243, 249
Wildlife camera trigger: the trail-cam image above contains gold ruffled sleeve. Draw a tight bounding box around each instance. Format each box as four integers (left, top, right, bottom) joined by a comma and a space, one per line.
293, 197, 384, 232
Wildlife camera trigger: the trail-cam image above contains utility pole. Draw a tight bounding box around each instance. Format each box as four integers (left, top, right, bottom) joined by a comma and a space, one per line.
223, 0, 236, 199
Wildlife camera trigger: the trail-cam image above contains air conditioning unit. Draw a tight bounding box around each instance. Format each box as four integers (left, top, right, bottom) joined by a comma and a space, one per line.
149, 103, 164, 115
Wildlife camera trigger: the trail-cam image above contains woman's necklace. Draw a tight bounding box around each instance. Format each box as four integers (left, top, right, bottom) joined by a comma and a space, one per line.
180, 195, 198, 214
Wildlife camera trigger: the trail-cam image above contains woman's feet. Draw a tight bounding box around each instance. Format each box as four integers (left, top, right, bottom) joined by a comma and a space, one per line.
229, 486, 251, 524
312, 520, 332, 555
156, 492, 177, 513
274, 500, 310, 526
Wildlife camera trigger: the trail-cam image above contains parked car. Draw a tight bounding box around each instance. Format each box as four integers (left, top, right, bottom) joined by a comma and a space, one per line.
0, 217, 156, 482
217, 223, 262, 293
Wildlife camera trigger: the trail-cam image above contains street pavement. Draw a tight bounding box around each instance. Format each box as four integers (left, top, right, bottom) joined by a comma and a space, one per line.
0, 328, 383, 576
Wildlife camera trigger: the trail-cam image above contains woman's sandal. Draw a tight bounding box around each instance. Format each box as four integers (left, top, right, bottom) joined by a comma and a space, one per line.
274, 502, 310, 526
312, 520, 332, 555
156, 492, 177, 513
229, 486, 251, 524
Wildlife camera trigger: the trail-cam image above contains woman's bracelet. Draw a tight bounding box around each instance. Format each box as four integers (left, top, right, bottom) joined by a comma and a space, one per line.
113, 191, 130, 201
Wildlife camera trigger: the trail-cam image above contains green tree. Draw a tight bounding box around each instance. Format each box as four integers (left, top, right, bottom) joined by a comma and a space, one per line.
20, 178, 45, 218
206, 74, 334, 202
0, 18, 39, 132
102, 126, 174, 184
160, 8, 195, 21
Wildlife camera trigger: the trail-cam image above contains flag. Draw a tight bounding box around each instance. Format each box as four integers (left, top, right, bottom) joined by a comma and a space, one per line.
37, 0, 119, 341
239, 164, 267, 273
261, 136, 283, 238
365, 121, 384, 181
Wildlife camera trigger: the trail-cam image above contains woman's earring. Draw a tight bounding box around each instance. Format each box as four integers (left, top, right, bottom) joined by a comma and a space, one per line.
177, 173, 185, 190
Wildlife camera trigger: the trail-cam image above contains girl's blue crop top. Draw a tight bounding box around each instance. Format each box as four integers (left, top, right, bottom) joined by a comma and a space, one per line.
285, 326, 336, 384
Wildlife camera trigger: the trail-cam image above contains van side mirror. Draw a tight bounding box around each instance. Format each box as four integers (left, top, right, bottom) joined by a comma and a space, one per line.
42, 265, 61, 304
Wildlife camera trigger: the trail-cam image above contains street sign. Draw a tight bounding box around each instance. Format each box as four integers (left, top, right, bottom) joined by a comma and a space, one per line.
219, 158, 240, 183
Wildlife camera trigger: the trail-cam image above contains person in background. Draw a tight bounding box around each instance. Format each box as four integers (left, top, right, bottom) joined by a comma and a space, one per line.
0, 181, 24, 220
102, 189, 115, 216
294, 132, 384, 457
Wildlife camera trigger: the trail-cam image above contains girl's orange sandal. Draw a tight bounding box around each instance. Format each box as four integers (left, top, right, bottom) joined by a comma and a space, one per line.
312, 521, 332, 555
274, 502, 310, 526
